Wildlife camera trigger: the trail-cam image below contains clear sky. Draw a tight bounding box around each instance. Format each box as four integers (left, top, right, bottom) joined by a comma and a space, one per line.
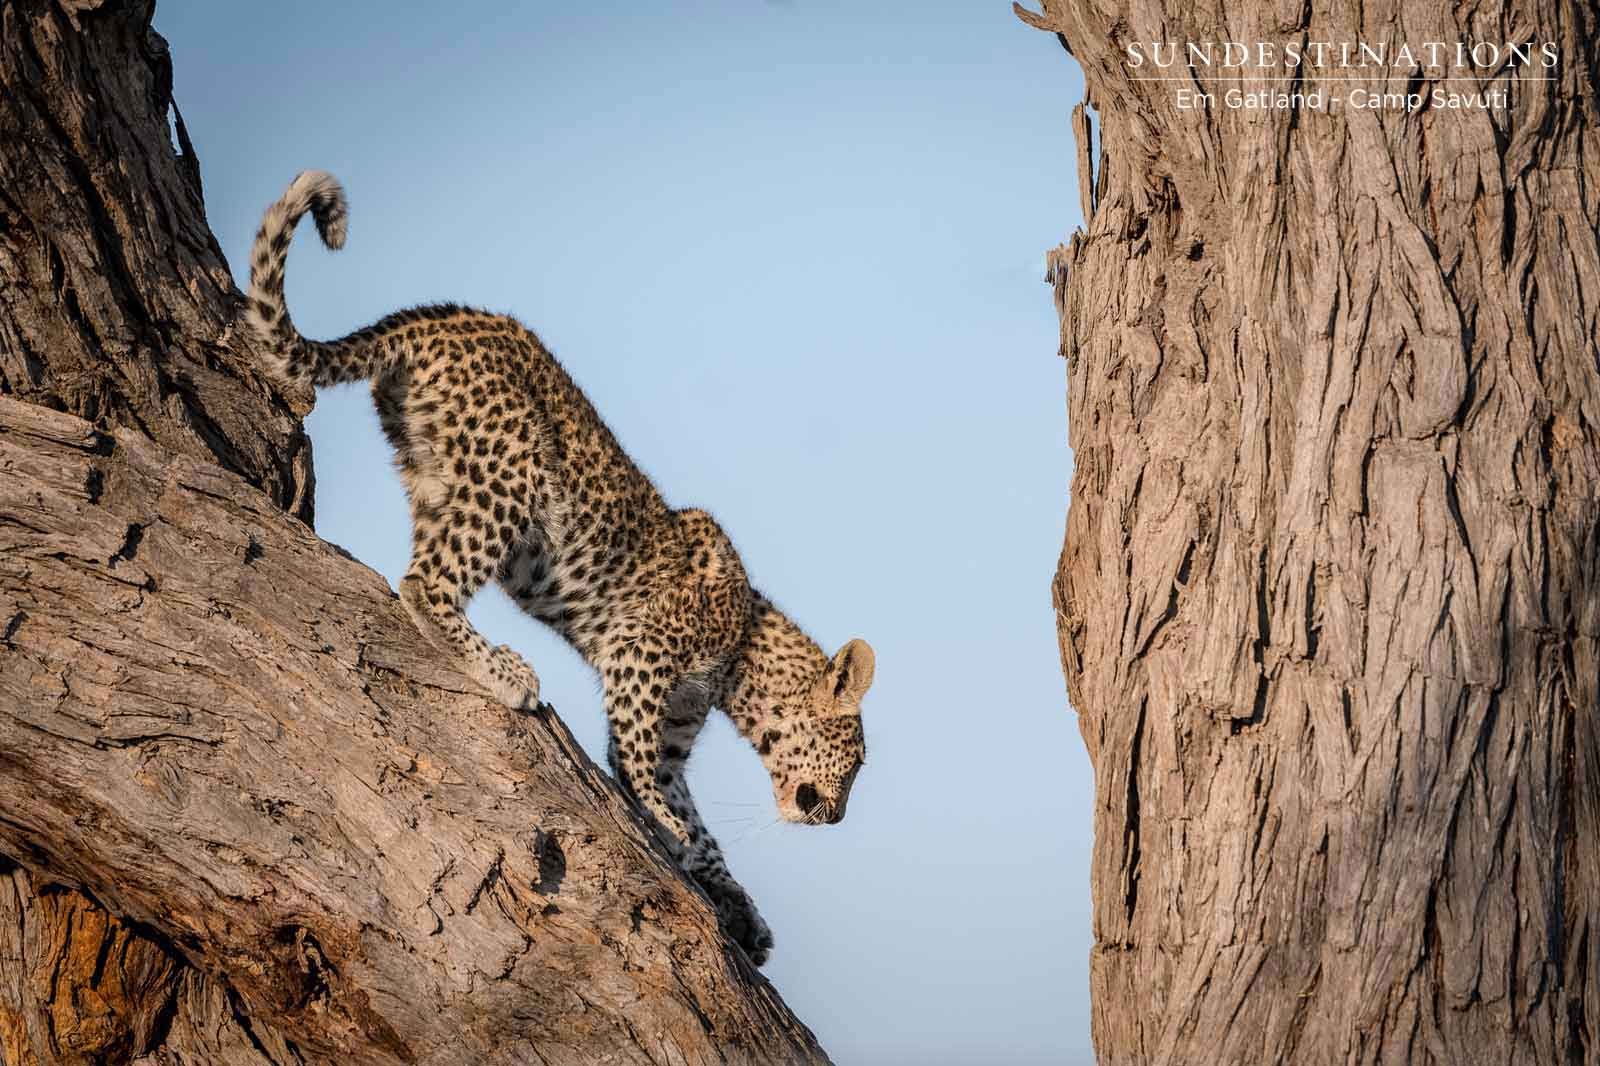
154, 3, 1090, 1062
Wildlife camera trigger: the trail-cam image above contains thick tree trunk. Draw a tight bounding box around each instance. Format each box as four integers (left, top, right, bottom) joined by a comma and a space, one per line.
0, 2, 829, 1063
1023, 0, 1600, 1063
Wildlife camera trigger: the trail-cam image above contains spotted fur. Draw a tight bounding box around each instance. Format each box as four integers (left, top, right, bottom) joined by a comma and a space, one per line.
244, 171, 876, 965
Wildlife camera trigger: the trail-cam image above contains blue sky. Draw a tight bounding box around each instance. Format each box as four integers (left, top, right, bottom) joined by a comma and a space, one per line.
155, 3, 1090, 1062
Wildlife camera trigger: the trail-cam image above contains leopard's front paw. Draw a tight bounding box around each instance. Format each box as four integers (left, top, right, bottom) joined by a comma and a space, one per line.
708, 881, 773, 966
479, 644, 540, 711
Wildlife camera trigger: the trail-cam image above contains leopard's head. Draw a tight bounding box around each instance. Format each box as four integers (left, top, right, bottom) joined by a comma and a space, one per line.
722, 596, 875, 825
761, 639, 874, 824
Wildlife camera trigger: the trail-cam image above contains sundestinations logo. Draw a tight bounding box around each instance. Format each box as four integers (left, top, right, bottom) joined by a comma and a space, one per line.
1125, 40, 1559, 112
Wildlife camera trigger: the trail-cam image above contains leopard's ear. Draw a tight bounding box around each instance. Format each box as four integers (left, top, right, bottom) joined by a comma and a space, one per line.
827, 639, 875, 711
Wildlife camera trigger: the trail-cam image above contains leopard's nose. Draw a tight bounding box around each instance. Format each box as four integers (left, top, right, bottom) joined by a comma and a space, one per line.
795, 783, 819, 814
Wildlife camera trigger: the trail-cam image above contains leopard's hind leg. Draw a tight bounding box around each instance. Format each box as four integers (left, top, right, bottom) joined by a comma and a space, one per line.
399, 522, 540, 711
391, 382, 541, 711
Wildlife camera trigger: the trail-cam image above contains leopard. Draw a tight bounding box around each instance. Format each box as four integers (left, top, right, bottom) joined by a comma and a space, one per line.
243, 170, 876, 965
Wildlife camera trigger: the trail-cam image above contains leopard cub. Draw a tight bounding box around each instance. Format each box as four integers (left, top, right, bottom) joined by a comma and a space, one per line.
244, 171, 876, 965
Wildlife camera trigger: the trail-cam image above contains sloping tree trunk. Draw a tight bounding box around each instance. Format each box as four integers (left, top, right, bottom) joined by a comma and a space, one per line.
0, 2, 830, 1063
1022, 0, 1600, 1062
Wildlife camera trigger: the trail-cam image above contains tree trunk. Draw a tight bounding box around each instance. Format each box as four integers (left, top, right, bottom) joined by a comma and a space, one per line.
1022, 1, 1600, 1063
0, 2, 829, 1063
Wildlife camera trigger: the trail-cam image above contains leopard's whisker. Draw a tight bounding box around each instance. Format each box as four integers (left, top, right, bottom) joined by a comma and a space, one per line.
729, 815, 785, 845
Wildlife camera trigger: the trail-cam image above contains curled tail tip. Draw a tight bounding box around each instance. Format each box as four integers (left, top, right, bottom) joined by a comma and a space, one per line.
245, 168, 346, 374
290, 168, 349, 250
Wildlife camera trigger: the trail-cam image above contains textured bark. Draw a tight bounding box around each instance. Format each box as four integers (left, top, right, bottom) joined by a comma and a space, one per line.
1024, 0, 1600, 1063
0, 1, 829, 1063
1, 860, 303, 1066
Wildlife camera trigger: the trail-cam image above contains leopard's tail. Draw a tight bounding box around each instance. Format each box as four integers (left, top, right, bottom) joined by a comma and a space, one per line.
244, 170, 390, 387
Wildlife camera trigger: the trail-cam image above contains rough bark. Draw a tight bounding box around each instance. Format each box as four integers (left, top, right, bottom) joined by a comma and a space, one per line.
1, 860, 307, 1066
1023, 0, 1600, 1063
0, 1, 829, 1063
